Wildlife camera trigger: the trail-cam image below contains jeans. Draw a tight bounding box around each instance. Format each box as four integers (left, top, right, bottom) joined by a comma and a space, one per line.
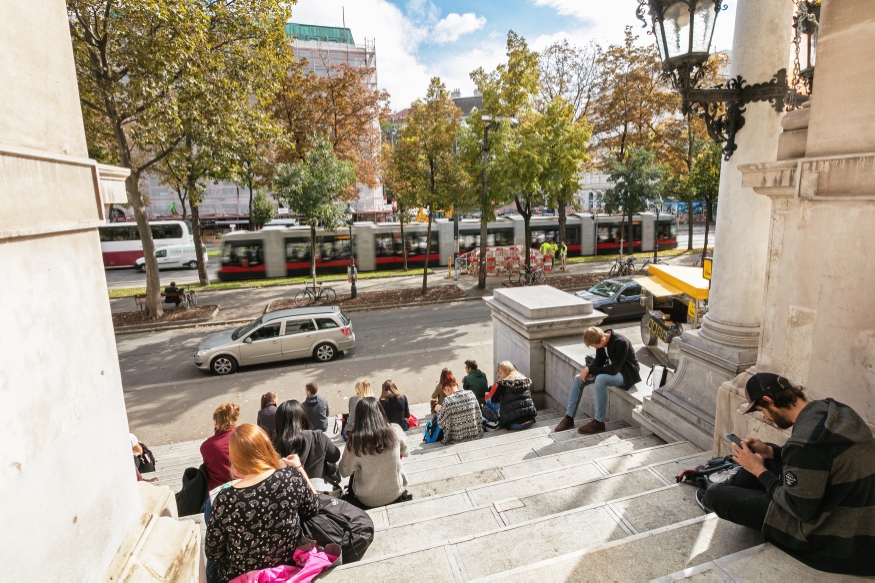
484, 399, 500, 414
566, 372, 625, 423
509, 419, 535, 431
204, 497, 216, 583
704, 458, 780, 531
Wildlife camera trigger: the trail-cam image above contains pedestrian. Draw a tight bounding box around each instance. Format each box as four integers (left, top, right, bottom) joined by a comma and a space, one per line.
340, 397, 410, 509
539, 240, 552, 268
549, 240, 558, 270
200, 402, 240, 492
348, 379, 373, 434
273, 400, 341, 482
462, 359, 489, 405
256, 392, 277, 439
436, 375, 483, 445
554, 326, 641, 435
559, 241, 568, 271
380, 379, 411, 430
164, 281, 181, 307
492, 361, 537, 431
301, 382, 329, 432
205, 424, 319, 583
701, 374, 875, 577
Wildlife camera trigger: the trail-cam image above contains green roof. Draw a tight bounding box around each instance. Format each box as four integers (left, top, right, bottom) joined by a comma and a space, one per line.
285, 23, 355, 45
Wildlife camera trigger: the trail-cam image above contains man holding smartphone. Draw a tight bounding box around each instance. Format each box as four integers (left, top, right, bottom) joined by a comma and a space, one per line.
700, 373, 875, 576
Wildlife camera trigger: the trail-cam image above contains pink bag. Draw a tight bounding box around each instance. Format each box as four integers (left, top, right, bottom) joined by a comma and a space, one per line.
229, 543, 341, 583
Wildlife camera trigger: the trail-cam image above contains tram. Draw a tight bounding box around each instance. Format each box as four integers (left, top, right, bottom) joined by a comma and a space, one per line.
217, 213, 678, 281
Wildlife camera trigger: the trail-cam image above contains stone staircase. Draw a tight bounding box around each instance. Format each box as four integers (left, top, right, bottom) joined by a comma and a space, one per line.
143, 402, 853, 581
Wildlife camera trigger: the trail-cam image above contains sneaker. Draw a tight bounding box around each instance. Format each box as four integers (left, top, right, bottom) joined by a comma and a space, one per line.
696, 488, 713, 513
553, 415, 575, 432
577, 419, 606, 434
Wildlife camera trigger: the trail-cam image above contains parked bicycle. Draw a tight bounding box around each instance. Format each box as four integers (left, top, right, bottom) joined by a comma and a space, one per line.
294, 282, 337, 306
691, 252, 711, 268
609, 255, 637, 277
640, 255, 665, 270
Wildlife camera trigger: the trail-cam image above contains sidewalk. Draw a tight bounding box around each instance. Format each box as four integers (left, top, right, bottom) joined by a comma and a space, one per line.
109, 252, 701, 322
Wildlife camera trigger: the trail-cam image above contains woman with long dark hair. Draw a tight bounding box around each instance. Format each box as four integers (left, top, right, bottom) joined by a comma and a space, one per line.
340, 397, 409, 508
273, 400, 340, 482
379, 379, 411, 430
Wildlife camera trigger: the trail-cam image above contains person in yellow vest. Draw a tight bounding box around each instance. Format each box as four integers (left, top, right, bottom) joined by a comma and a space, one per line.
550, 241, 559, 270
539, 240, 552, 269
559, 241, 567, 271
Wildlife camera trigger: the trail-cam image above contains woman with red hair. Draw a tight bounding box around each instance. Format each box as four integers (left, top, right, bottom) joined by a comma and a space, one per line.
205, 424, 318, 583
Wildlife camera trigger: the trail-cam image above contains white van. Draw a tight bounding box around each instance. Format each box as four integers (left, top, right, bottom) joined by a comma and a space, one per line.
134, 245, 208, 272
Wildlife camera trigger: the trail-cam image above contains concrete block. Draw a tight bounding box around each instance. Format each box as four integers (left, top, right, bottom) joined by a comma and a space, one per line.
610, 484, 705, 534
492, 286, 594, 320
329, 546, 456, 582
467, 462, 604, 507
598, 443, 702, 475
386, 493, 472, 526
501, 469, 665, 525
364, 506, 500, 560
457, 506, 627, 580
407, 468, 505, 498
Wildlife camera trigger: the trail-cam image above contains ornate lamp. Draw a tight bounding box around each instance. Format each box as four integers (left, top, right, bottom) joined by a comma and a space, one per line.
344, 203, 357, 299
637, 0, 794, 159
792, 1, 820, 95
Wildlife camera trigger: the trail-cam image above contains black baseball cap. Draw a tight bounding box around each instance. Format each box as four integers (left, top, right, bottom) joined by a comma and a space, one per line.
742, 373, 791, 414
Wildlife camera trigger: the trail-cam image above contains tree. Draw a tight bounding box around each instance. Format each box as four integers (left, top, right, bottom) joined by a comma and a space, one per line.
685, 141, 721, 255
273, 135, 356, 289
588, 27, 675, 163
250, 192, 277, 230
538, 39, 602, 123
389, 78, 466, 293
381, 141, 415, 271
70, 0, 290, 311
272, 54, 390, 199
470, 31, 540, 285
603, 147, 665, 256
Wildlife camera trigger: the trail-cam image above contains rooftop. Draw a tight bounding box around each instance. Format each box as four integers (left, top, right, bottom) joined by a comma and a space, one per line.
285, 22, 355, 45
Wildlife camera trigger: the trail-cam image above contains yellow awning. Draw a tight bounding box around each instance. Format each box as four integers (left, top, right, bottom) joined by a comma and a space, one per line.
635, 264, 710, 301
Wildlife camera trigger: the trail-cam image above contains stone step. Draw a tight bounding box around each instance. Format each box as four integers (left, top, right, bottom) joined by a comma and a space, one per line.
326, 483, 731, 581
470, 515, 765, 582
405, 433, 695, 500
361, 455, 708, 562
652, 542, 874, 582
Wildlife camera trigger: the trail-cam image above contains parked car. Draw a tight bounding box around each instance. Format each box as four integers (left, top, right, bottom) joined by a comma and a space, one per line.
135, 244, 207, 272
573, 278, 645, 322
194, 306, 355, 375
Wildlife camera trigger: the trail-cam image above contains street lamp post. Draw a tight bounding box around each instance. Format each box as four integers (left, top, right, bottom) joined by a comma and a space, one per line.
478, 115, 518, 289
344, 203, 357, 299
653, 200, 662, 264
591, 209, 598, 258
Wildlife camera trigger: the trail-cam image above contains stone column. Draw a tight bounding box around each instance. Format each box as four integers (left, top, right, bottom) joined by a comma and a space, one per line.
638, 0, 796, 450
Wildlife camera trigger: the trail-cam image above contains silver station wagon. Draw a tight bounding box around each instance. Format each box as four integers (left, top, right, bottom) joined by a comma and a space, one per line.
194, 306, 355, 375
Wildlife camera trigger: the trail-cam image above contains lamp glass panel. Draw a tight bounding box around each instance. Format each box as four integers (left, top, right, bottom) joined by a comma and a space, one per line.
692, 1, 717, 53
654, 23, 666, 61
664, 2, 693, 58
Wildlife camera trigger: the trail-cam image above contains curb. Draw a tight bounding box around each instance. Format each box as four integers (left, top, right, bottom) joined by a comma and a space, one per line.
264, 293, 478, 315
113, 306, 221, 335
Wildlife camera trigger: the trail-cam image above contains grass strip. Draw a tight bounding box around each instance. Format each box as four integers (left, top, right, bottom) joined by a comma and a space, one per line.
108, 268, 435, 299
565, 247, 713, 265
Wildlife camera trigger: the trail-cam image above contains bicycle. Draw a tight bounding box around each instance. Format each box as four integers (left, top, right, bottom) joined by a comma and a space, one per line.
692, 252, 710, 268
609, 255, 637, 277
294, 282, 337, 306
181, 288, 197, 308
640, 255, 665, 270
521, 264, 546, 286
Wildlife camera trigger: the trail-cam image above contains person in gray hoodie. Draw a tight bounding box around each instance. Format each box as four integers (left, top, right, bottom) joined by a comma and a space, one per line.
301, 382, 329, 432
703, 373, 875, 576
462, 359, 489, 405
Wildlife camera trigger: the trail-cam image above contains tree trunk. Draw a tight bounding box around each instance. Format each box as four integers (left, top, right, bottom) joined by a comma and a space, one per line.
706, 199, 714, 226
191, 202, 209, 286
619, 212, 625, 258
516, 196, 532, 268
478, 130, 489, 290
127, 170, 163, 319
248, 175, 254, 230
557, 195, 566, 250
687, 206, 694, 251
422, 204, 433, 294
703, 200, 711, 256
177, 192, 188, 221
310, 224, 317, 290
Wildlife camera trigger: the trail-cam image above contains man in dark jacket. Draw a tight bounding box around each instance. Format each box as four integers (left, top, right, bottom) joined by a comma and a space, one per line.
703, 373, 875, 576
462, 359, 489, 404
302, 382, 330, 432
554, 326, 641, 435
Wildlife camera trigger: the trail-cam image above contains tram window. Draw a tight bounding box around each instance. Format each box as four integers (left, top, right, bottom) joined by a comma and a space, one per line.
530, 230, 558, 245
564, 227, 580, 244
286, 239, 310, 261
375, 234, 402, 257
656, 221, 676, 240
406, 233, 437, 255
223, 242, 264, 267
320, 236, 351, 261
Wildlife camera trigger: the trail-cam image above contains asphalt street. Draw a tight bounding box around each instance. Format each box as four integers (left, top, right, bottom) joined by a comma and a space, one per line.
103, 224, 714, 290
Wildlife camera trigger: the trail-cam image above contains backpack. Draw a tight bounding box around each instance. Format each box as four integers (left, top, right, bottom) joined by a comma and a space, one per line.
423, 418, 443, 444
136, 442, 157, 473
301, 494, 374, 564
481, 404, 500, 431
676, 456, 740, 489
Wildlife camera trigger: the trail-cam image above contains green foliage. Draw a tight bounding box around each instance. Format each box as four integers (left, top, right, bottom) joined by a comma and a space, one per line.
250, 192, 277, 230
603, 147, 666, 253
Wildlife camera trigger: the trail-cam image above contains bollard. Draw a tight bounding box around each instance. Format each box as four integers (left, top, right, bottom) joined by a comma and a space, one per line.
448, 257, 452, 279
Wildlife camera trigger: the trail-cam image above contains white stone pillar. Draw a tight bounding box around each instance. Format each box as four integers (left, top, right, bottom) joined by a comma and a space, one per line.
638, 0, 796, 450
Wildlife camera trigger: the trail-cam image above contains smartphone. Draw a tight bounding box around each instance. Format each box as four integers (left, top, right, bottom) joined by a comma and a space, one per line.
724, 433, 743, 447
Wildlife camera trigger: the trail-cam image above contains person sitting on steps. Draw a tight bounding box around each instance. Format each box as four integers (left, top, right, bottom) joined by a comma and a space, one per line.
554, 326, 641, 435
380, 379, 411, 430
700, 373, 875, 577
492, 361, 537, 431
430, 368, 452, 414
273, 399, 341, 483
201, 402, 240, 492
301, 382, 329, 432
462, 359, 489, 405
256, 392, 277, 440
434, 370, 483, 445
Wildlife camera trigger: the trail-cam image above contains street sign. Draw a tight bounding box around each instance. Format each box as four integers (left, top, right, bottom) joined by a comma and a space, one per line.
702, 257, 713, 280
687, 300, 697, 321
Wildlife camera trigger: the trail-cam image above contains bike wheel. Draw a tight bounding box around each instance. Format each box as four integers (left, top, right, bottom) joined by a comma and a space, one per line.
189, 291, 198, 306
609, 263, 619, 277
320, 287, 337, 303
294, 290, 312, 307
523, 271, 533, 286
536, 269, 546, 284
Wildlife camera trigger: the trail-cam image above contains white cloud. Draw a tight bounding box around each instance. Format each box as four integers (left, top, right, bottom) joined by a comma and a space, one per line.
432, 13, 487, 44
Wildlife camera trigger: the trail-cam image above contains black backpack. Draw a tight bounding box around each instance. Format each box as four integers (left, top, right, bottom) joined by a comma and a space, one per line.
136, 442, 156, 473
301, 494, 374, 564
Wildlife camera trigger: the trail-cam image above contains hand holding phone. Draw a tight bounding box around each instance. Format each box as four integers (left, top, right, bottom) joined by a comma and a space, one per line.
724, 433, 743, 447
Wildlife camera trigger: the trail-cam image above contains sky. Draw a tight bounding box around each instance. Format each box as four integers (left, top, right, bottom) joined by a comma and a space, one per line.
288, 0, 738, 111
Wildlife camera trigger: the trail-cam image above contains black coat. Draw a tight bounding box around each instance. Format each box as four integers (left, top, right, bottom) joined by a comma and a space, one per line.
494, 377, 537, 427
588, 329, 641, 389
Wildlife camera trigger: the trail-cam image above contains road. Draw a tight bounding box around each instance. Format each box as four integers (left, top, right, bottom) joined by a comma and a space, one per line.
103, 225, 715, 290
118, 300, 657, 446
